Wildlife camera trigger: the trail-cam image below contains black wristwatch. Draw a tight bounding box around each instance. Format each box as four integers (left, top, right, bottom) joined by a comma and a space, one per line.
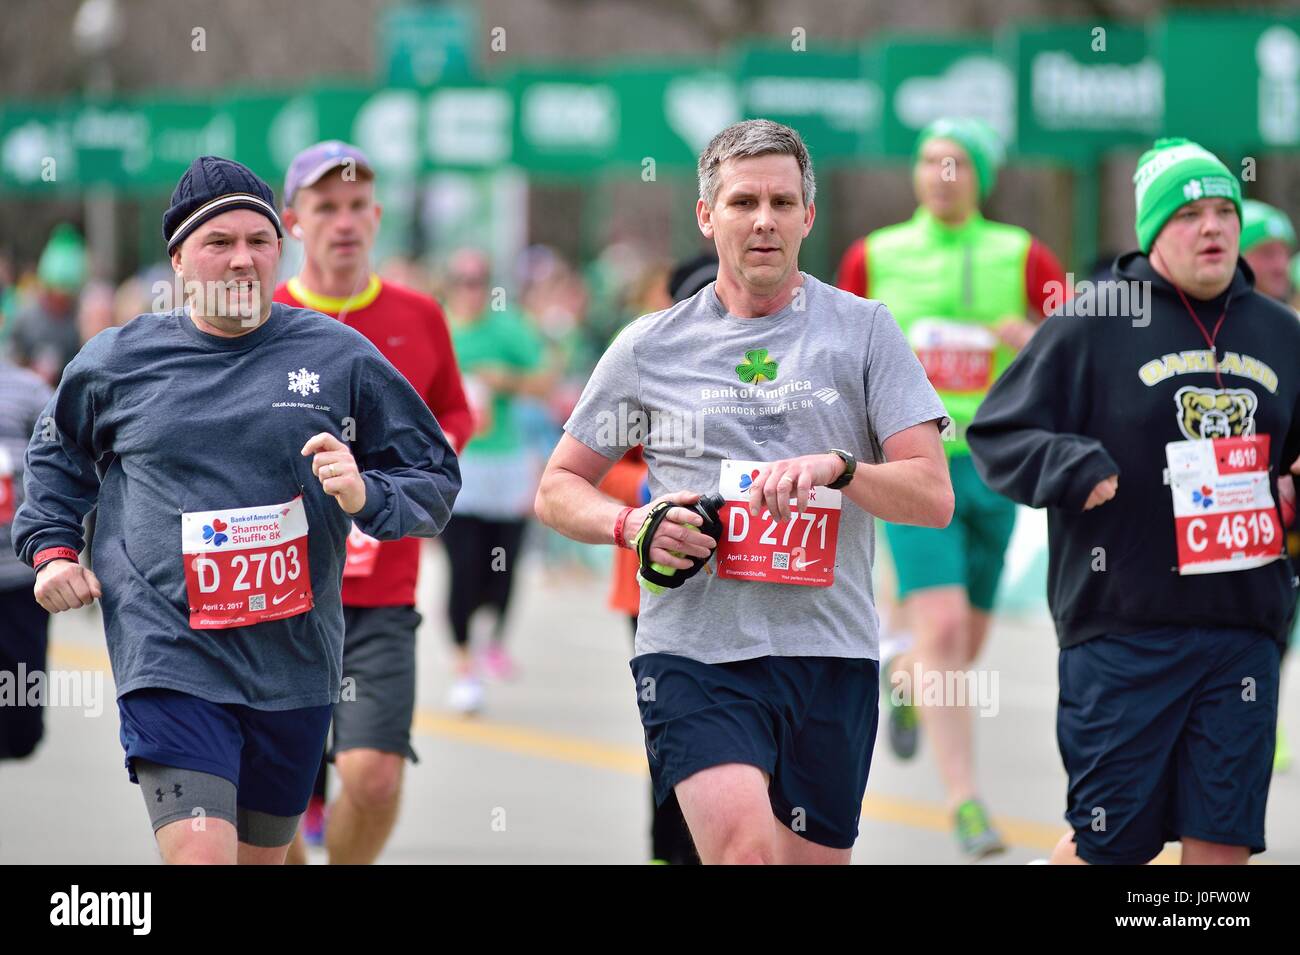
825, 448, 856, 490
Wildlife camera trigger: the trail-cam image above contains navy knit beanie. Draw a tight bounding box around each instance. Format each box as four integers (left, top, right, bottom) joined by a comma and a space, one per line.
163, 156, 283, 254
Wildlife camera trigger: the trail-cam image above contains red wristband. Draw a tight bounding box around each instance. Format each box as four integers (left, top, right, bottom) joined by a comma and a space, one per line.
613, 506, 635, 550
33, 546, 79, 570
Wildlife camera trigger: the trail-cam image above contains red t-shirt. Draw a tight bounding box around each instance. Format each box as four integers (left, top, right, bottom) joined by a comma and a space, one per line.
274, 275, 472, 607
835, 234, 1067, 319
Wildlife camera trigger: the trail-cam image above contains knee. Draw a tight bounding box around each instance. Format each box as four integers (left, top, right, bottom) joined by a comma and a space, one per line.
917, 612, 970, 663
714, 833, 776, 865
160, 826, 235, 865
340, 752, 403, 810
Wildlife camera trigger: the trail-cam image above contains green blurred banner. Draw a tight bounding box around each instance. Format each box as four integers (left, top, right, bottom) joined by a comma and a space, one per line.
1158, 12, 1300, 153
380, 4, 477, 88
733, 42, 884, 162
4, 10, 1300, 194
879, 37, 1014, 155
1007, 22, 1161, 159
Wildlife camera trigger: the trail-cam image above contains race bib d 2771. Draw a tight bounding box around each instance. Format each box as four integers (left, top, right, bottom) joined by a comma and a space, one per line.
1165, 435, 1282, 576
181, 496, 314, 629
715, 459, 842, 587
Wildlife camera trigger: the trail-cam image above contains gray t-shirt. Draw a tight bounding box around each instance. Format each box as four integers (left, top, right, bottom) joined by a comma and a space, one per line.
565, 272, 947, 663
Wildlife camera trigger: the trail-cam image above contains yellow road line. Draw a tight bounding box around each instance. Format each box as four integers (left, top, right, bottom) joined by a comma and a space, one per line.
45, 639, 1182, 861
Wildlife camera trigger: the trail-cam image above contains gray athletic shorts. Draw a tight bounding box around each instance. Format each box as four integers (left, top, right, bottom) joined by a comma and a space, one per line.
332, 605, 421, 763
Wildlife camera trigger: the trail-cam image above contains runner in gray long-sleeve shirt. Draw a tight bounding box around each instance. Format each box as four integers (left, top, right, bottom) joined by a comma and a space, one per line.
11, 156, 460, 865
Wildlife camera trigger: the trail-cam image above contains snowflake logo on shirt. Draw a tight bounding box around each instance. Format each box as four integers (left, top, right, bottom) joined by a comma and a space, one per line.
288, 367, 320, 397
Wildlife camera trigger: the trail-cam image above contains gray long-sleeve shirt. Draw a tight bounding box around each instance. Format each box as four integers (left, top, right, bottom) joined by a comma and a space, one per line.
12, 303, 460, 709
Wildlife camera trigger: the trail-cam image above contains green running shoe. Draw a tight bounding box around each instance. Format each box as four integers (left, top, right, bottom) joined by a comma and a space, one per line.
882, 656, 920, 760
954, 798, 1006, 860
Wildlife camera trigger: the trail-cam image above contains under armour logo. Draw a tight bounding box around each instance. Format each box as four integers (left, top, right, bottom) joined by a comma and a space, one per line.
155, 784, 183, 802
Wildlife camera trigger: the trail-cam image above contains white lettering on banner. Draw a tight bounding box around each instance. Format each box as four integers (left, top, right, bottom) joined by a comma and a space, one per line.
181, 496, 313, 628
714, 459, 841, 587
1165, 435, 1282, 575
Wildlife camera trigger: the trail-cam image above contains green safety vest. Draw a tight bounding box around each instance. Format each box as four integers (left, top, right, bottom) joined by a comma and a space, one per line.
866, 208, 1031, 456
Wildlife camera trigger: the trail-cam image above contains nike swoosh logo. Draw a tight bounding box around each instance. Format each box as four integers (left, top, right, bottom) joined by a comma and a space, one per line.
272, 592, 293, 606
794, 559, 820, 570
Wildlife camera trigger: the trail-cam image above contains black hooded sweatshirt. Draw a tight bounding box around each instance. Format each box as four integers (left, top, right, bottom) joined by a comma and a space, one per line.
967, 252, 1300, 648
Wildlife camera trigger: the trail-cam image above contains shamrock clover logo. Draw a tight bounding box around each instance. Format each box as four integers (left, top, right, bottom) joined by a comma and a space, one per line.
738, 468, 761, 491
1191, 485, 1214, 509
203, 518, 229, 547
736, 348, 778, 384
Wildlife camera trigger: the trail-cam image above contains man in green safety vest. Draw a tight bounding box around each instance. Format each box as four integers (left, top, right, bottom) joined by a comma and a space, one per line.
837, 117, 1067, 859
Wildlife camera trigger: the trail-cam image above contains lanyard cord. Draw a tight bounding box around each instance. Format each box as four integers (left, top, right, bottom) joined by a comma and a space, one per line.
1154, 247, 1234, 389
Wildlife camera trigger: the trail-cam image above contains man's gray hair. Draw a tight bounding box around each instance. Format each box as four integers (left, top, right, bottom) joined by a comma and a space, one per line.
697, 119, 816, 209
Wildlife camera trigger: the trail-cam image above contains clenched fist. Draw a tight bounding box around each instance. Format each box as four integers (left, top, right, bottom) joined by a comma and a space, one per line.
34, 559, 102, 613
302, 432, 367, 514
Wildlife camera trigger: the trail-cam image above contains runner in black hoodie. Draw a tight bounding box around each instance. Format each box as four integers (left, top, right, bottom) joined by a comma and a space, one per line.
968, 138, 1300, 865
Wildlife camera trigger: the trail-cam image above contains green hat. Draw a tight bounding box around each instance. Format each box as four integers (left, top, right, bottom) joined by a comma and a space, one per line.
1240, 199, 1296, 254
915, 117, 1005, 201
1290, 250, 1300, 291
1132, 138, 1242, 254
36, 223, 86, 292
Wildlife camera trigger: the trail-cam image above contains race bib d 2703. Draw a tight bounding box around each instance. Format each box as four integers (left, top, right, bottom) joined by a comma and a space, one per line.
181, 496, 314, 629
1165, 435, 1282, 576
715, 459, 842, 587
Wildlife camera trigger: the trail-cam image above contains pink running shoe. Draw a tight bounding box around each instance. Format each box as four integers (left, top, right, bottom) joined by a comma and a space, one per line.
480, 643, 517, 681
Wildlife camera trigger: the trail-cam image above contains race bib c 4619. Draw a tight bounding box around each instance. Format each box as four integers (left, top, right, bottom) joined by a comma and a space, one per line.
908, 318, 997, 393
714, 459, 841, 587
182, 496, 314, 629
1165, 435, 1282, 575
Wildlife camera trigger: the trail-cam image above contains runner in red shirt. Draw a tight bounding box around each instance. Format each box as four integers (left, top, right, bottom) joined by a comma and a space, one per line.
274, 141, 471, 864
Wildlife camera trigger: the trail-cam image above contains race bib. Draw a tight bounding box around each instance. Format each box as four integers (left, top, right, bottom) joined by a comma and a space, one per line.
0, 446, 14, 525
715, 459, 842, 587
908, 318, 997, 393
1165, 435, 1282, 575
343, 522, 381, 578
181, 496, 314, 629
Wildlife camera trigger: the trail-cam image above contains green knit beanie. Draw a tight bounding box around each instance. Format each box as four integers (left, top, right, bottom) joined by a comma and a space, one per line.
915, 118, 1005, 201
1240, 199, 1296, 254
36, 223, 87, 292
1132, 138, 1242, 254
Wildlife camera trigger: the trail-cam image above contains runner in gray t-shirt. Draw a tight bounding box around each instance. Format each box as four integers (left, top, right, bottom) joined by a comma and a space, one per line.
536, 120, 952, 864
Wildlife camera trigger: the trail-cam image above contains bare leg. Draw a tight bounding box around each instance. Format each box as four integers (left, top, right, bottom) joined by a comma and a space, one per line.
1181, 836, 1249, 865
154, 817, 238, 865
903, 586, 978, 808
326, 748, 405, 865
771, 816, 852, 865
674, 764, 777, 865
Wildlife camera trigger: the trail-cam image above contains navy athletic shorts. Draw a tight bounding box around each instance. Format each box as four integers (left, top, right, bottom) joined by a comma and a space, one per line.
118, 687, 333, 818
1058, 626, 1279, 864
630, 652, 879, 850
